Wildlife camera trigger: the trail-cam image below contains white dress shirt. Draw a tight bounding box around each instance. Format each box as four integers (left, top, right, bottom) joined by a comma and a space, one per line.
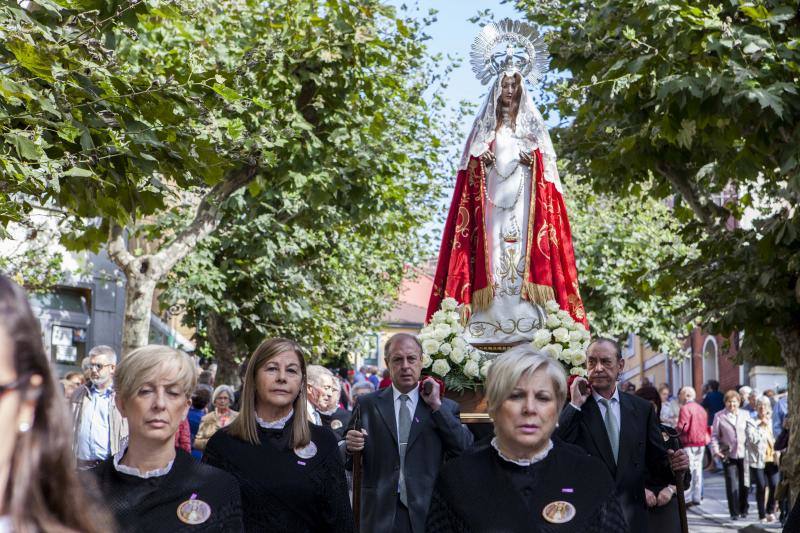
391, 383, 419, 447
593, 387, 621, 432
570, 386, 622, 431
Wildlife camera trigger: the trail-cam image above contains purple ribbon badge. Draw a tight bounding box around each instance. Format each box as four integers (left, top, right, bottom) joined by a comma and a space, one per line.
561, 488, 574, 493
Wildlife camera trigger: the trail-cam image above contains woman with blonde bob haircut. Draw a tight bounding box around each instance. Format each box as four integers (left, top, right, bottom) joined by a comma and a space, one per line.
89, 345, 243, 532
427, 345, 628, 532
203, 338, 353, 532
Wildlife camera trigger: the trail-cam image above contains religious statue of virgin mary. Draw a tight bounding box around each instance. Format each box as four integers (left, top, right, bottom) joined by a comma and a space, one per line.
427, 19, 587, 348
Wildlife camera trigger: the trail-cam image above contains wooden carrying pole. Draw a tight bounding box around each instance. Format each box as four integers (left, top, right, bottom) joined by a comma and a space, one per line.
351, 406, 362, 531
675, 471, 689, 533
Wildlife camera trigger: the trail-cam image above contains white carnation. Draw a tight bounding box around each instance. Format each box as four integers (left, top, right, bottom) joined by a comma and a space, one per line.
545, 300, 560, 313
570, 367, 588, 377
422, 353, 433, 368
439, 342, 452, 356
545, 315, 561, 329
463, 360, 480, 379
441, 297, 458, 312
552, 327, 570, 343
480, 360, 492, 378
422, 339, 440, 356
449, 347, 466, 364
571, 351, 587, 366
432, 359, 451, 377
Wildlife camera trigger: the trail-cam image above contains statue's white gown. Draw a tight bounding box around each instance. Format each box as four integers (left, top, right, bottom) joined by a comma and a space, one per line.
465, 122, 544, 345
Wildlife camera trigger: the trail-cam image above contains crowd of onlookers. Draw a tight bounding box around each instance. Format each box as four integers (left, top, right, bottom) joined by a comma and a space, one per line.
621, 376, 790, 526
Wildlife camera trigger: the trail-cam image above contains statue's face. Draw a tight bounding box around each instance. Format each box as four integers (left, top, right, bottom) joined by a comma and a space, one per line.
500, 75, 518, 108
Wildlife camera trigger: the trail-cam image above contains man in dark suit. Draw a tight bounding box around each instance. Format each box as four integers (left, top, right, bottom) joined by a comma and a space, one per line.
345, 333, 474, 533
556, 338, 689, 533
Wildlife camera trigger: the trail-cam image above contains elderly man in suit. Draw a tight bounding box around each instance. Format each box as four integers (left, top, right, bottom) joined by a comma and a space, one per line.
345, 333, 473, 533
556, 338, 689, 533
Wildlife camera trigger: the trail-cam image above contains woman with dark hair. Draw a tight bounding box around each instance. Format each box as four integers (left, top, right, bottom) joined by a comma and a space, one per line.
0, 274, 112, 532
203, 338, 353, 532
635, 385, 681, 533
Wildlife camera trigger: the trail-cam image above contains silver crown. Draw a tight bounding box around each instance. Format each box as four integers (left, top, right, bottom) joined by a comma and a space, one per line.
470, 19, 550, 86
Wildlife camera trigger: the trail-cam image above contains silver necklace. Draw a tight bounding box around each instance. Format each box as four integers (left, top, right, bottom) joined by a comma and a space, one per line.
482, 160, 524, 211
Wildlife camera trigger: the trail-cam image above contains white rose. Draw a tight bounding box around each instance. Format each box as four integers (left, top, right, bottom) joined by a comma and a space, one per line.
570, 367, 588, 377
439, 342, 452, 356
568, 341, 583, 351
432, 309, 447, 323
552, 327, 570, 343
569, 330, 583, 343
422, 339, 440, 356
562, 315, 577, 330
571, 351, 587, 366
545, 315, 561, 329
480, 360, 492, 378
463, 360, 480, 379
448, 311, 461, 323
469, 350, 482, 362
422, 353, 433, 368
533, 329, 552, 347
434, 324, 451, 340
542, 343, 563, 359
556, 309, 571, 321
432, 359, 451, 377
452, 337, 467, 350
441, 297, 458, 312
561, 348, 575, 362
545, 300, 560, 313
450, 347, 466, 364
581, 328, 591, 341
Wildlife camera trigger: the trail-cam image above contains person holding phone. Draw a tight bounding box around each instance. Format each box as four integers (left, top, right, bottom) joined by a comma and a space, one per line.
344, 333, 473, 533
556, 337, 689, 533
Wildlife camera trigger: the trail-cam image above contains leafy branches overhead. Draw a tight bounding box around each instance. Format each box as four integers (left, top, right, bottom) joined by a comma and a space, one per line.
518, 0, 800, 360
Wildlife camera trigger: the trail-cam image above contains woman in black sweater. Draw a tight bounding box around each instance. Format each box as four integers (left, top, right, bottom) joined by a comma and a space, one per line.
203, 337, 353, 532
426, 346, 628, 533
90, 345, 243, 532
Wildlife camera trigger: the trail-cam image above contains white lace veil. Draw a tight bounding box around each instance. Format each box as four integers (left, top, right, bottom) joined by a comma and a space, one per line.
458, 76, 563, 194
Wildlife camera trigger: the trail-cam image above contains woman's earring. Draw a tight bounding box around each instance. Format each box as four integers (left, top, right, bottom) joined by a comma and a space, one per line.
18, 421, 31, 433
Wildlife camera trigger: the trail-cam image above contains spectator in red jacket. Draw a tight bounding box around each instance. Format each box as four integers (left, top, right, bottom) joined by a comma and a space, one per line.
173, 417, 191, 453
678, 386, 710, 506
378, 368, 392, 389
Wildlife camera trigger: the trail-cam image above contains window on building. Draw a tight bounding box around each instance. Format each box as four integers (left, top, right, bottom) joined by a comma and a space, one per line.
702, 336, 719, 383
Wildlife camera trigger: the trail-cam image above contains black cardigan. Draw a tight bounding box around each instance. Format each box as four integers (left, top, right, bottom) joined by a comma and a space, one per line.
203, 418, 354, 533
426, 438, 629, 533
90, 449, 243, 532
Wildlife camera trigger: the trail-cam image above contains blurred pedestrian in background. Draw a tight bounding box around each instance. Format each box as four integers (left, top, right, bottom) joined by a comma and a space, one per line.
745, 396, 779, 523
0, 274, 112, 532
658, 383, 678, 428
71, 345, 128, 469
189, 385, 212, 459
711, 389, 749, 520
194, 384, 238, 452
677, 386, 709, 506
89, 345, 242, 531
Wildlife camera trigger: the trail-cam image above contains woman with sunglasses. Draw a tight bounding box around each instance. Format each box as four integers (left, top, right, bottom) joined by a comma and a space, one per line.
0, 274, 112, 532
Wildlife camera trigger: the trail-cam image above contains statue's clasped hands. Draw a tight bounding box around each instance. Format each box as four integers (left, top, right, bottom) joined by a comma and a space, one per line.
480, 150, 495, 166
518, 150, 533, 166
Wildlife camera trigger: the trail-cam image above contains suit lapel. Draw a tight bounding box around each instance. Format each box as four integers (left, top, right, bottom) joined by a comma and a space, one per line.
617, 393, 637, 478
583, 396, 617, 474
375, 387, 398, 449
406, 396, 431, 451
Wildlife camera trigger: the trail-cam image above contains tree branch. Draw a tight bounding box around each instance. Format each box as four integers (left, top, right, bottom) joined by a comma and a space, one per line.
655, 163, 726, 228
108, 224, 136, 273
153, 165, 258, 274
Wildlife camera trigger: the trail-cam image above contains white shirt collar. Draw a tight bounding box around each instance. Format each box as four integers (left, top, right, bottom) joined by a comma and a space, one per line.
113, 448, 174, 479
593, 386, 620, 404
257, 408, 294, 429
491, 438, 553, 466
391, 383, 419, 404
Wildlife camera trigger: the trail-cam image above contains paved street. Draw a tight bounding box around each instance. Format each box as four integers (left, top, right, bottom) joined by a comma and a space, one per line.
688, 469, 784, 532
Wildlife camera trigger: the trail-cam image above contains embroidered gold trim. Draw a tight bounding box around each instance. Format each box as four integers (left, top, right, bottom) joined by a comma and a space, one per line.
521, 282, 555, 305
522, 150, 537, 295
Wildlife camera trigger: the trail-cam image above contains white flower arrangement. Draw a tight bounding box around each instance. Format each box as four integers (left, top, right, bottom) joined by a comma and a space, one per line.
531, 300, 590, 377
419, 297, 490, 390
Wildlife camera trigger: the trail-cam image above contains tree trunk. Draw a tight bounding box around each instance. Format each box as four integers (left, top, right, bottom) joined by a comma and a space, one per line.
207, 311, 241, 386
121, 273, 158, 356
775, 324, 800, 506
